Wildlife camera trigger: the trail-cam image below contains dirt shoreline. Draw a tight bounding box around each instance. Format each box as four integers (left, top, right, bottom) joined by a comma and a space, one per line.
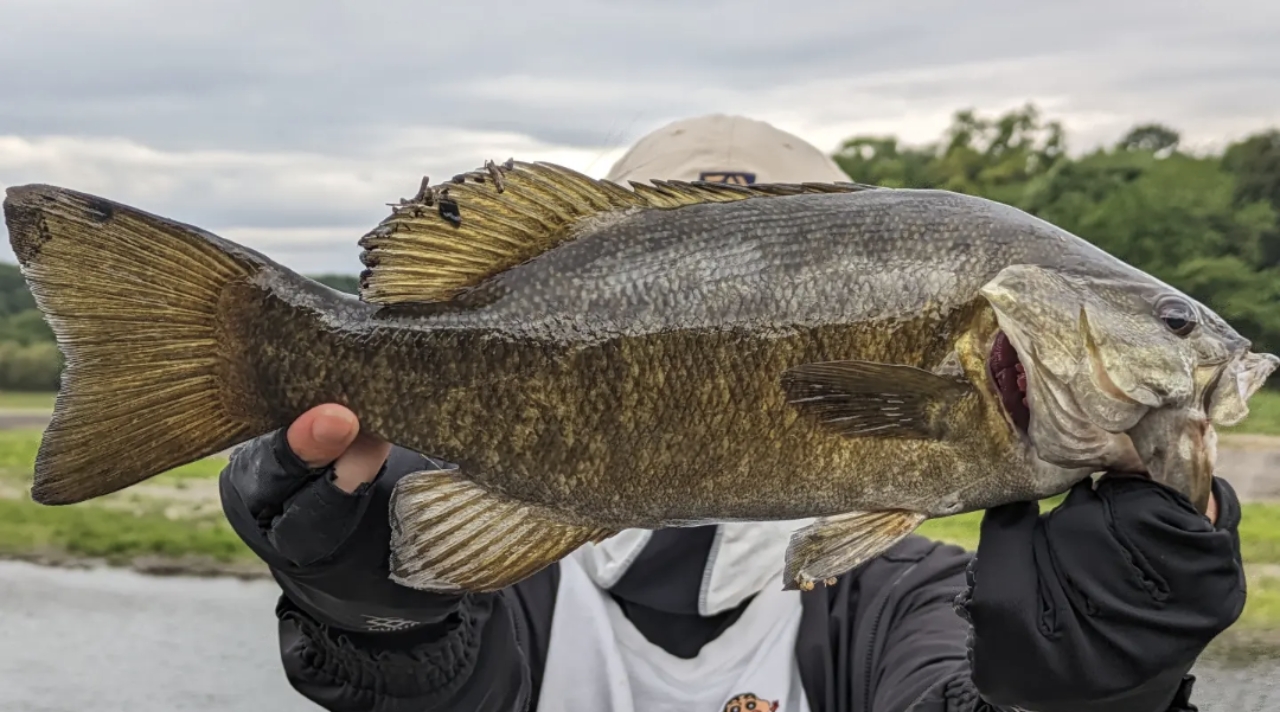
0, 550, 271, 581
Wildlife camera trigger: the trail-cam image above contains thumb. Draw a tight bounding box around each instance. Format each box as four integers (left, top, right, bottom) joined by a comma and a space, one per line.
287, 404, 360, 468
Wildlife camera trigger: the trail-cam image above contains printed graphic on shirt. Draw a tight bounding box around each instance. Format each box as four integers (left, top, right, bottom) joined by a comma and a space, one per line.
698, 171, 757, 185
722, 692, 779, 712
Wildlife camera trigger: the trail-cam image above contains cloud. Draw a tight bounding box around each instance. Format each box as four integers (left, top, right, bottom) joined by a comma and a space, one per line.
0, 131, 629, 273
1, 0, 1278, 273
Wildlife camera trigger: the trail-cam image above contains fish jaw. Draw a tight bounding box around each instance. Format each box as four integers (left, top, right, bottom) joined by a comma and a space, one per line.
1132, 349, 1280, 513
1125, 405, 1217, 513
1206, 351, 1280, 427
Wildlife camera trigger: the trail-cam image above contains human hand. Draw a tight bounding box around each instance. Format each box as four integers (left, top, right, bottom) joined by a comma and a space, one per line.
220, 404, 463, 634
286, 403, 392, 493
955, 475, 1245, 712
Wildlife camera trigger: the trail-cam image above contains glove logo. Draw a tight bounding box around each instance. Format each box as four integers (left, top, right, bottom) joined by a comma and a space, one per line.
722, 692, 779, 712
362, 615, 420, 632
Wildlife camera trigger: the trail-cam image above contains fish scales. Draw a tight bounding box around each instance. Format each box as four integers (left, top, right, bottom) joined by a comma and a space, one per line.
5, 160, 1277, 593
232, 192, 1063, 522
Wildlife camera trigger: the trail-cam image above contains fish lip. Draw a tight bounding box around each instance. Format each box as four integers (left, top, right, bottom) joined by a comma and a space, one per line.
986, 330, 1032, 440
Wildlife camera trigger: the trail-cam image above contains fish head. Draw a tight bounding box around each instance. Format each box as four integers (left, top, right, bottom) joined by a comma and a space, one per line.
979, 263, 1279, 511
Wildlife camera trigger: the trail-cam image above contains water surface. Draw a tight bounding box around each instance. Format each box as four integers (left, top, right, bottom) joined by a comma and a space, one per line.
1, 560, 1275, 711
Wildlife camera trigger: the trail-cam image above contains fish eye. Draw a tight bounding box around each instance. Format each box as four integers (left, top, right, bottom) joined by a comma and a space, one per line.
1155, 295, 1197, 337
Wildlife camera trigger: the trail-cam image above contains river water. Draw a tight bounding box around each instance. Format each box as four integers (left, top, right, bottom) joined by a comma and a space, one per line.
1, 560, 1276, 711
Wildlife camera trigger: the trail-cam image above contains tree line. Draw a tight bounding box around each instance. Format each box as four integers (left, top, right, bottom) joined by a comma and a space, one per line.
1, 103, 1278, 391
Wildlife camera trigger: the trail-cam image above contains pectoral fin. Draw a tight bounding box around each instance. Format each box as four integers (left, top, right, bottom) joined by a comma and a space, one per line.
388, 469, 617, 593
780, 360, 975, 440
783, 509, 928, 591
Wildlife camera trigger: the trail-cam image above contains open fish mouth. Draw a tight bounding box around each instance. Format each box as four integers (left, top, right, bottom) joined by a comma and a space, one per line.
988, 331, 1031, 435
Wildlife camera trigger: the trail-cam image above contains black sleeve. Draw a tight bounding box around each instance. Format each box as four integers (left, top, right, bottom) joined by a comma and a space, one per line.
857, 531, 1212, 712
220, 429, 546, 712
952, 474, 1245, 712
858, 540, 984, 712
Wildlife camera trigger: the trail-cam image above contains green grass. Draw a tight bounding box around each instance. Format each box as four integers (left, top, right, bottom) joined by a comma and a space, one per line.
1224, 389, 1280, 437
0, 497, 250, 564
920, 498, 1280, 566
0, 391, 56, 411
1238, 573, 1280, 631
0, 429, 227, 482
0, 428, 250, 566
919, 498, 1280, 635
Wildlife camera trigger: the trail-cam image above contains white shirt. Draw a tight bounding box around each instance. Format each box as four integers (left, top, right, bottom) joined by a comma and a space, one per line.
536, 522, 814, 712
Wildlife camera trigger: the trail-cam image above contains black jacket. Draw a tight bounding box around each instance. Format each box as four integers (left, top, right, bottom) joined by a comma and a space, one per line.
221, 430, 1245, 712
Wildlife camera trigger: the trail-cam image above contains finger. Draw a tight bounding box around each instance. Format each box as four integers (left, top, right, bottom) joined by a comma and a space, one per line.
265, 469, 377, 567
332, 432, 393, 493
287, 404, 360, 468
968, 499, 1041, 607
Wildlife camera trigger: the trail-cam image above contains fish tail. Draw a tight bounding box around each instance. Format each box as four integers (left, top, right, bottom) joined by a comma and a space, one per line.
4, 184, 280, 505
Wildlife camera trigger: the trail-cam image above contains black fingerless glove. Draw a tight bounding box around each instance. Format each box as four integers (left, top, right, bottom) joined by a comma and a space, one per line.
221, 429, 466, 636
954, 475, 1245, 712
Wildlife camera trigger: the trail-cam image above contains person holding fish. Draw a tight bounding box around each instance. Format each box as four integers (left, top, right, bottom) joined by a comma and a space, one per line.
203, 116, 1246, 712
4, 110, 1259, 711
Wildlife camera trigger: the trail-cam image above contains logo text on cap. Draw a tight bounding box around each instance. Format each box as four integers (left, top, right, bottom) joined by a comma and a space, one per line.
698, 171, 757, 186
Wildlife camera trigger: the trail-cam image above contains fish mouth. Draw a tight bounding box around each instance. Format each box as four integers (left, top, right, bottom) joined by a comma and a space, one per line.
988, 331, 1031, 435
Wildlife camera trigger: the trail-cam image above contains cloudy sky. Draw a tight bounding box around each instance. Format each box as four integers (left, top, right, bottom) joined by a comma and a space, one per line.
1, 0, 1277, 274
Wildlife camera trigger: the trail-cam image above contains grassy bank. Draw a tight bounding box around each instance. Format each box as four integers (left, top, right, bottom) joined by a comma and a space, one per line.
0, 390, 56, 410
1225, 389, 1280, 437
0, 428, 259, 575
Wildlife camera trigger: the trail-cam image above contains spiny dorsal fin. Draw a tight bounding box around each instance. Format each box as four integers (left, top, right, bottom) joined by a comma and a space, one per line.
357, 159, 876, 305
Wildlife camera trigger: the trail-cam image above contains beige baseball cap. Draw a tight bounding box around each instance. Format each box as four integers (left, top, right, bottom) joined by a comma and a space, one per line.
604, 114, 849, 186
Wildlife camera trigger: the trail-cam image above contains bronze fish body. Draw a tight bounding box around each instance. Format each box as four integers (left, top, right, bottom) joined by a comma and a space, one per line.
4, 161, 1275, 592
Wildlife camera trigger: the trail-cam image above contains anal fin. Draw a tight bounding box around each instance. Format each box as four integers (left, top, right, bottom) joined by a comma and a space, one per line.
783, 509, 928, 591
780, 360, 975, 440
388, 469, 616, 593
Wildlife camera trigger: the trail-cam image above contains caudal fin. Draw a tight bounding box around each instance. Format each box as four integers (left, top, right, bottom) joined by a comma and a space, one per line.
4, 184, 275, 504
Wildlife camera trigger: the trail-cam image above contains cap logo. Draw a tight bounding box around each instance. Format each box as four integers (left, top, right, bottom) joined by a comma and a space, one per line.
698, 171, 757, 185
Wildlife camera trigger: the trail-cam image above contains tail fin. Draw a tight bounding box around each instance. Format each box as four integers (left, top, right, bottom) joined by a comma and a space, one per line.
4, 184, 272, 505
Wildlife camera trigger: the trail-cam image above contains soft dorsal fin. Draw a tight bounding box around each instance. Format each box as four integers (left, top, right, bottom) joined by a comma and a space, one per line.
356, 159, 876, 305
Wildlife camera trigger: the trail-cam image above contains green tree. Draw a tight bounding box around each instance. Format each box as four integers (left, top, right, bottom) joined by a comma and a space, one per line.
0, 309, 55, 346
932, 103, 1067, 207
1117, 123, 1181, 155
829, 105, 1280, 371
832, 136, 939, 189
0, 262, 36, 315
310, 273, 360, 295
831, 104, 1067, 208
1224, 130, 1280, 267
1024, 149, 1275, 275
0, 341, 61, 391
